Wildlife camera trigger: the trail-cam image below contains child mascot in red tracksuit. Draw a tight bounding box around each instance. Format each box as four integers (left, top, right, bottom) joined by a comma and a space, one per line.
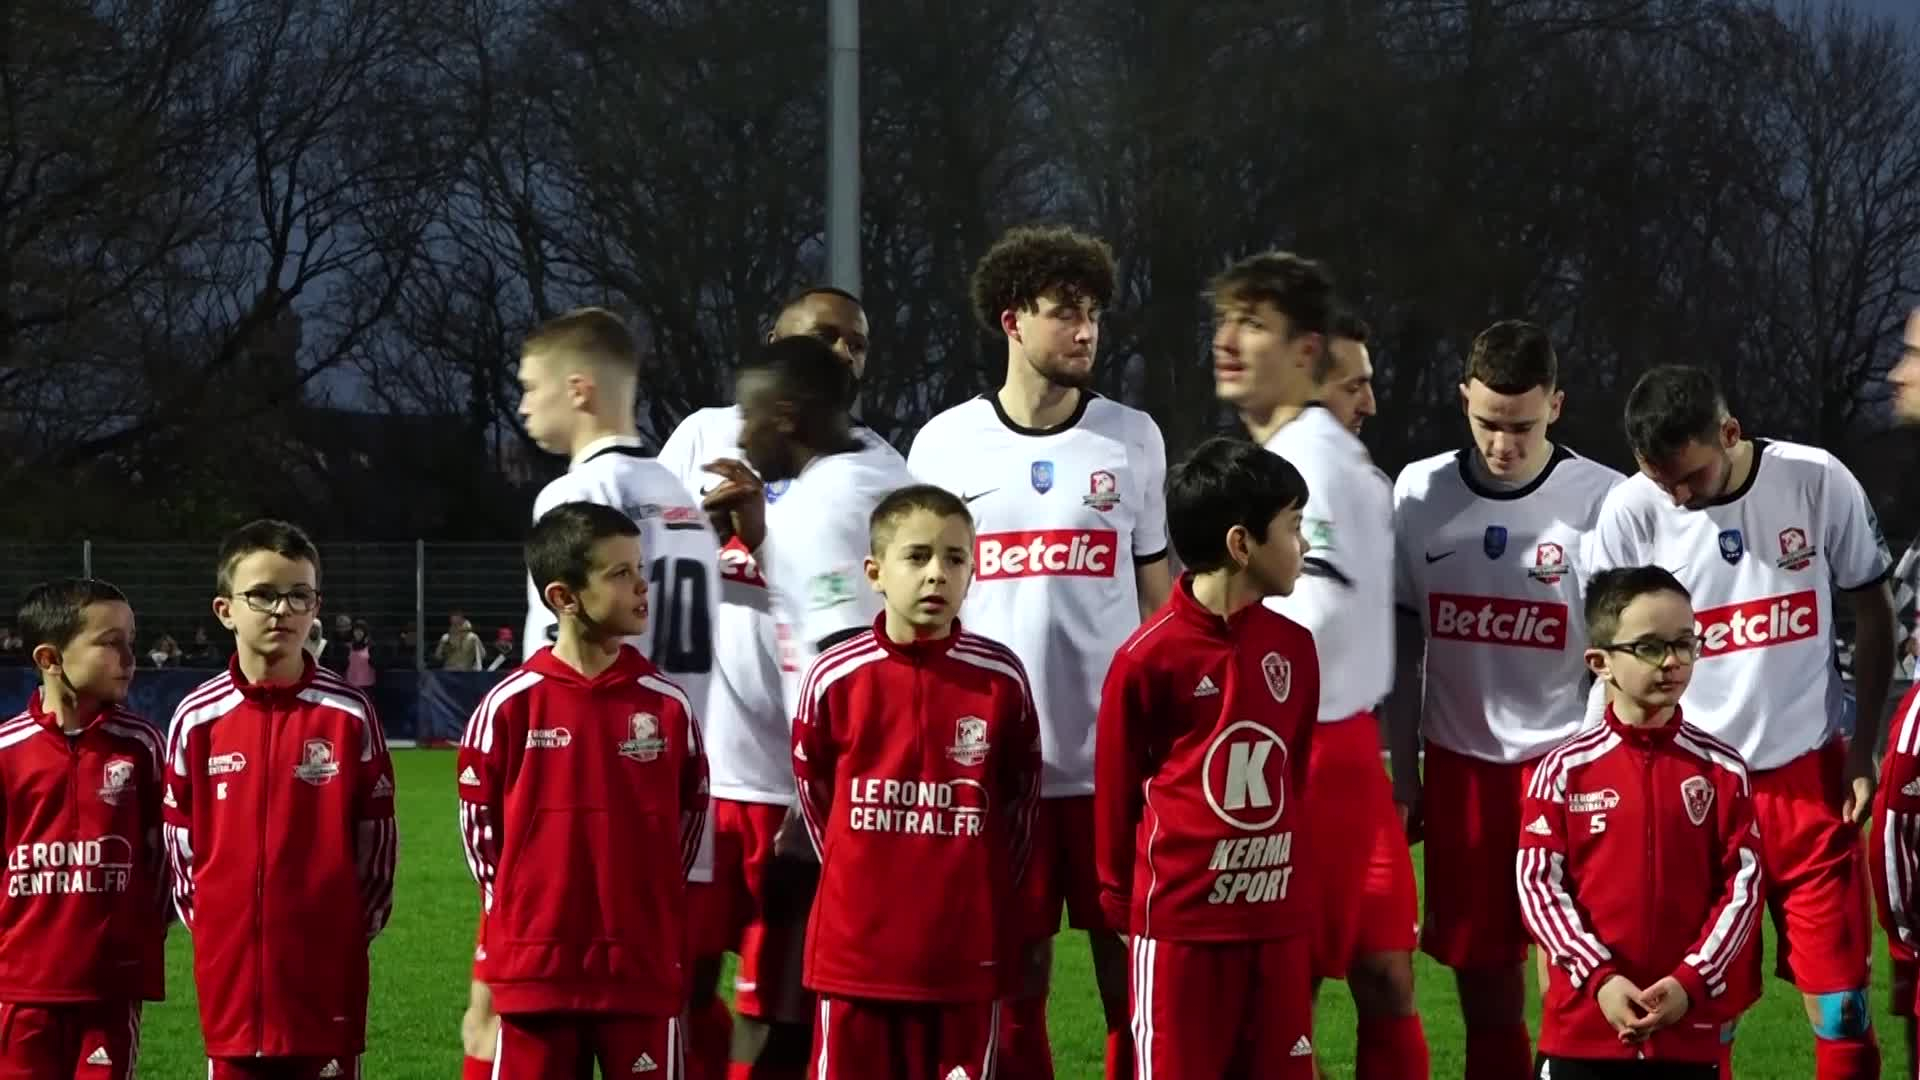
1519, 566, 1764, 1079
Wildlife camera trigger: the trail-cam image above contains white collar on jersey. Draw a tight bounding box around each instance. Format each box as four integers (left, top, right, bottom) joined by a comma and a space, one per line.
570, 434, 646, 470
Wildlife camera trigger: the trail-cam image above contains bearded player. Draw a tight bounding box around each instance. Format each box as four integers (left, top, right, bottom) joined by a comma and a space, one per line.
1211, 251, 1428, 1079
656, 286, 874, 1080
908, 224, 1171, 1080
1589, 364, 1895, 1080
1388, 321, 1622, 1080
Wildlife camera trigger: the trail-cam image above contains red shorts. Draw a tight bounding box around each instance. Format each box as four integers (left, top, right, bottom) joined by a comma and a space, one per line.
811, 997, 998, 1080
689, 798, 810, 1019
491, 1013, 682, 1080
1018, 795, 1106, 938
1130, 934, 1315, 1079
1301, 713, 1420, 980
1727, 739, 1873, 999
1420, 743, 1539, 971
0, 1001, 141, 1080
208, 1056, 360, 1080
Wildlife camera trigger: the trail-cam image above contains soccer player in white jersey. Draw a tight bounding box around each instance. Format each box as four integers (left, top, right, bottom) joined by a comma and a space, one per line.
1387, 321, 1622, 1080
459, 307, 724, 1080
1589, 364, 1896, 1080
908, 224, 1170, 1080
1211, 251, 1429, 1079
656, 286, 873, 1080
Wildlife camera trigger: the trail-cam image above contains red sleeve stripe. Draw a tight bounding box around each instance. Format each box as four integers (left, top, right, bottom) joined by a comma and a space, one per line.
1886, 809, 1920, 951
794, 635, 885, 713
358, 816, 399, 937
459, 800, 497, 911
164, 677, 242, 774
461, 670, 543, 755
1685, 843, 1762, 996
298, 681, 386, 760
1517, 847, 1613, 986
1672, 730, 1751, 794
163, 822, 195, 928
1893, 687, 1920, 757
1121, 607, 1181, 655
1524, 727, 1617, 801
0, 715, 40, 753
100, 718, 165, 778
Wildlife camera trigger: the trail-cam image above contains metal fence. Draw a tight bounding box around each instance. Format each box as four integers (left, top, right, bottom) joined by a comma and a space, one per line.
0, 542, 526, 669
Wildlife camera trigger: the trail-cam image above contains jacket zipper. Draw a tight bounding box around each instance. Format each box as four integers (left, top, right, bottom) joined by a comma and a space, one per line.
255, 705, 271, 1056
1640, 746, 1656, 1061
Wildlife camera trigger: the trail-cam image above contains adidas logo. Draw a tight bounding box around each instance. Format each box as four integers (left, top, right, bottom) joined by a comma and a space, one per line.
459, 765, 481, 786
1193, 675, 1220, 697
318, 1063, 342, 1079
945, 1068, 973, 1080
86, 1048, 112, 1066
1526, 815, 1552, 836
371, 774, 394, 798
1903, 778, 1920, 798
1290, 1034, 1313, 1056
632, 1053, 658, 1072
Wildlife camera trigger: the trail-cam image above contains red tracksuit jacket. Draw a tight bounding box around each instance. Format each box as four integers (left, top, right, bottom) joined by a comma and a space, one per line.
792, 618, 1041, 1002
163, 656, 399, 1058
1871, 681, 1920, 1013
457, 645, 709, 1016
1518, 705, 1763, 1062
0, 692, 166, 1004
1094, 576, 1319, 943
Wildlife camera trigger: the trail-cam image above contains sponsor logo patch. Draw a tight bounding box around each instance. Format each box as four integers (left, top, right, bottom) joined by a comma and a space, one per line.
975, 530, 1117, 579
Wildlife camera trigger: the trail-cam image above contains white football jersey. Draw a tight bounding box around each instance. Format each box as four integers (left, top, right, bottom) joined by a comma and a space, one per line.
760, 436, 913, 711
656, 406, 790, 804
1262, 405, 1395, 721
907, 393, 1168, 797
1587, 439, 1890, 770
1393, 447, 1624, 762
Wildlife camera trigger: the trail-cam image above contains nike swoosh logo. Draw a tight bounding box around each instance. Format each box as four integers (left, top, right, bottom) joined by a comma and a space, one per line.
1425, 551, 1454, 563
963, 489, 999, 503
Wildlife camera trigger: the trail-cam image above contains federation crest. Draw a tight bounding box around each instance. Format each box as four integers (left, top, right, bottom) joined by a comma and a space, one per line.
1084, 469, 1121, 511
1030, 461, 1055, 494
764, 479, 790, 503
1776, 527, 1816, 572
948, 716, 990, 766
1529, 542, 1569, 585
1260, 651, 1292, 703
1483, 525, 1508, 560
98, 758, 136, 806
1680, 775, 1714, 826
619, 712, 667, 762
1718, 528, 1744, 565
294, 739, 341, 785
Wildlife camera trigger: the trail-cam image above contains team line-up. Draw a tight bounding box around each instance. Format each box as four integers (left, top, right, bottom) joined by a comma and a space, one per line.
7, 226, 1920, 1080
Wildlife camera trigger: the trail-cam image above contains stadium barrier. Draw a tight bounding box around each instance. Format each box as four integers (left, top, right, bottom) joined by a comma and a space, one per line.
0, 666, 503, 746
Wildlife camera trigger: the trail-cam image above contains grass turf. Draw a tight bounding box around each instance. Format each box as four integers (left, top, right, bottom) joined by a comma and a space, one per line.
133, 750, 1911, 1076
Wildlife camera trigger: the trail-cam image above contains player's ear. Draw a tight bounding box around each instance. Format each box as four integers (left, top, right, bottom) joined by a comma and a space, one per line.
30, 643, 61, 676
1719, 414, 1741, 448
1583, 648, 1609, 680
1458, 383, 1471, 415
211, 594, 235, 631
1224, 523, 1252, 569
1547, 388, 1565, 424
864, 555, 882, 592
999, 307, 1021, 343
542, 581, 576, 618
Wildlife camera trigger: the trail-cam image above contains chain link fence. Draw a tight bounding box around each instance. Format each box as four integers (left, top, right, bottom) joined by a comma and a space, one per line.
0, 542, 526, 670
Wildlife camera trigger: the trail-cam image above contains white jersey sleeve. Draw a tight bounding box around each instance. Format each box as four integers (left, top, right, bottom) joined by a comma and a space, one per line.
1392, 448, 1623, 762
1825, 456, 1892, 591
1131, 413, 1170, 558
1262, 406, 1395, 721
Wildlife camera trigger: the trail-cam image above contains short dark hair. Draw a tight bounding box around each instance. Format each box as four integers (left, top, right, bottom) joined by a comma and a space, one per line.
1466, 320, 1557, 394
1207, 252, 1337, 335
522, 306, 643, 379
740, 335, 855, 432
1166, 437, 1310, 573
1330, 306, 1370, 345
526, 501, 642, 607
777, 285, 862, 319
216, 519, 321, 595
1585, 565, 1692, 645
869, 484, 973, 556
1624, 365, 1727, 462
17, 578, 131, 652
969, 225, 1117, 334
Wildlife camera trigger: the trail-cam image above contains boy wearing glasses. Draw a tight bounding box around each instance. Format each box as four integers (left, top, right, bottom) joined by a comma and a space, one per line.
1519, 566, 1763, 1079
163, 519, 398, 1080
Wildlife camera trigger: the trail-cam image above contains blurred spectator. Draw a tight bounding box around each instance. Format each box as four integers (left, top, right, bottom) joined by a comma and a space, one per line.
146, 634, 180, 669
305, 622, 326, 659
393, 622, 418, 668
485, 627, 516, 671
1903, 635, 1918, 680
341, 620, 378, 691
0, 626, 25, 667
181, 626, 222, 667
435, 612, 485, 671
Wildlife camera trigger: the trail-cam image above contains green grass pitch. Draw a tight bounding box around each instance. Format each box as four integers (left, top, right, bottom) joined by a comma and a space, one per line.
131, 750, 1911, 1076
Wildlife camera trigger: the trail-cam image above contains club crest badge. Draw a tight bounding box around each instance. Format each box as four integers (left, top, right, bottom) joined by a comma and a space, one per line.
948, 716, 990, 766
1718, 529, 1744, 565
1483, 525, 1508, 560
1260, 652, 1291, 703
1030, 461, 1054, 494
294, 739, 340, 785
619, 712, 667, 762
98, 758, 136, 806
1776, 527, 1816, 572
1084, 470, 1121, 511
1681, 775, 1714, 826
764, 479, 790, 503
1529, 542, 1569, 585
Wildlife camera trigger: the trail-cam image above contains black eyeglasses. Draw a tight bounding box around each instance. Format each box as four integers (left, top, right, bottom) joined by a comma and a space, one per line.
229, 587, 322, 615
1599, 636, 1701, 665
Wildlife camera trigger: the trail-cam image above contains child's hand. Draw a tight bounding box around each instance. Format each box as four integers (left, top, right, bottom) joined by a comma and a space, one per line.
1627, 976, 1691, 1038
461, 979, 498, 1058
1595, 975, 1649, 1040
